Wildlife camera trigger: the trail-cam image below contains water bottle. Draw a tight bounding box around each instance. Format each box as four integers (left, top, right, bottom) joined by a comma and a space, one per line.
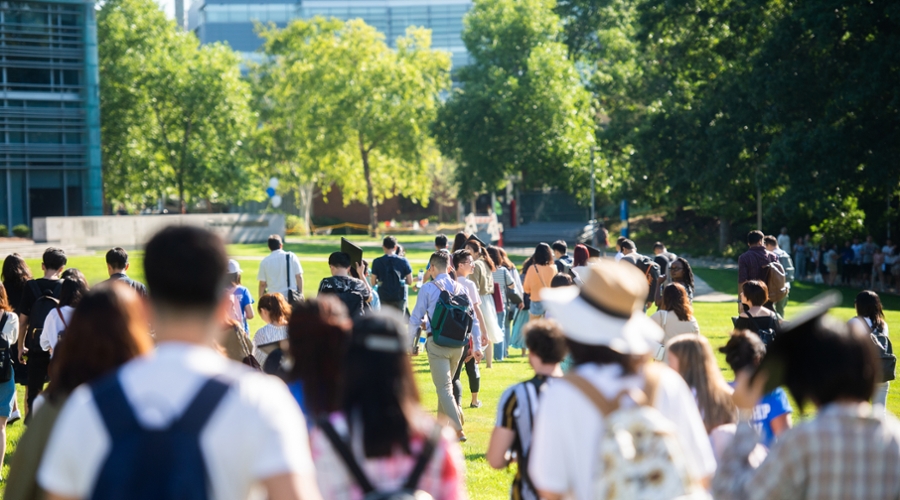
417, 269, 425, 288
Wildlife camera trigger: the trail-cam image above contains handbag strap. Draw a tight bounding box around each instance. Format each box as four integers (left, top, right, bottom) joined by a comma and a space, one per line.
319, 419, 377, 493
57, 307, 68, 330
285, 253, 292, 292
662, 310, 668, 328
536, 266, 547, 288
403, 424, 442, 490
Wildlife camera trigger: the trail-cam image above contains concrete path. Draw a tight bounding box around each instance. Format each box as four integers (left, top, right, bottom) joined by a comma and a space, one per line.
693, 275, 738, 303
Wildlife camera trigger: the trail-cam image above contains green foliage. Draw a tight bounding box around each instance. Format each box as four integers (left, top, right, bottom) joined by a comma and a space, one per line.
0, 225, 7, 237
255, 19, 451, 236
284, 215, 307, 235
12, 225, 30, 238
435, 0, 595, 201
98, 0, 254, 212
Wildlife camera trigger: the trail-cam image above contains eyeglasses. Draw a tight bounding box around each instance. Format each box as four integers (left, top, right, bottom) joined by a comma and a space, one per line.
459, 260, 474, 266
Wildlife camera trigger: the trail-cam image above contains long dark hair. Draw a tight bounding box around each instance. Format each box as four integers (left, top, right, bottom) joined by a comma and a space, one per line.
0, 283, 11, 312
466, 240, 496, 271
662, 283, 693, 321
1, 253, 31, 287
58, 276, 89, 309
855, 290, 885, 330
487, 245, 513, 270
573, 244, 589, 268
46, 283, 153, 403
288, 297, 352, 416
451, 232, 468, 252
533, 243, 553, 266
672, 257, 694, 291
343, 311, 421, 458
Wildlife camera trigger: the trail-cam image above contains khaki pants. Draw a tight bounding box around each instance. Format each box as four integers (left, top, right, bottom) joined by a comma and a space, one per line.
425, 337, 465, 432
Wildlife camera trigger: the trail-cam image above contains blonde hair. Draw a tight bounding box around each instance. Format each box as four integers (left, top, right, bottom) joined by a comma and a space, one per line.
667, 334, 736, 433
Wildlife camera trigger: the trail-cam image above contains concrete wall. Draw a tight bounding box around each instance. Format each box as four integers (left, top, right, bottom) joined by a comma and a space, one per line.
33, 213, 284, 249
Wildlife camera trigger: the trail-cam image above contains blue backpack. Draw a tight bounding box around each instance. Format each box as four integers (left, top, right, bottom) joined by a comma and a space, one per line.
89, 373, 231, 500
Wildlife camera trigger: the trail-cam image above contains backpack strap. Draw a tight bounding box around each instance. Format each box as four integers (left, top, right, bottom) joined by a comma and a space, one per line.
285, 253, 292, 292
318, 418, 376, 493
564, 373, 620, 416
0, 312, 8, 339
57, 308, 68, 330
402, 424, 442, 490
174, 378, 231, 433
91, 371, 143, 439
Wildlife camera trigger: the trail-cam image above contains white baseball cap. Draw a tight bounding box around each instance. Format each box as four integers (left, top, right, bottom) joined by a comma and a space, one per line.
227, 259, 242, 274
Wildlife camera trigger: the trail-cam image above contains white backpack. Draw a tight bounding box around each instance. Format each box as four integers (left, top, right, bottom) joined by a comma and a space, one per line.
565, 365, 710, 500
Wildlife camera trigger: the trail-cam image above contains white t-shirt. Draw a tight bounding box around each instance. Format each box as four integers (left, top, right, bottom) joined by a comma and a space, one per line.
456, 276, 482, 307
529, 363, 717, 500
258, 250, 303, 296
38, 342, 314, 500
849, 316, 890, 336
41, 305, 74, 356
0, 310, 18, 346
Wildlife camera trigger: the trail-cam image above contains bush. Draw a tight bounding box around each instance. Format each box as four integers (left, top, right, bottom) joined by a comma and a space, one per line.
0, 225, 7, 237
285, 215, 308, 236
12, 225, 30, 238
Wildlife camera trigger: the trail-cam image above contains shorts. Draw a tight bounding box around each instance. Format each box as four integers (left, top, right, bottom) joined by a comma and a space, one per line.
530, 300, 546, 316
0, 376, 15, 418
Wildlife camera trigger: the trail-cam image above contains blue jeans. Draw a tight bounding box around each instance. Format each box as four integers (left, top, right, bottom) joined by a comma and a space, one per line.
493, 308, 508, 361
873, 382, 889, 415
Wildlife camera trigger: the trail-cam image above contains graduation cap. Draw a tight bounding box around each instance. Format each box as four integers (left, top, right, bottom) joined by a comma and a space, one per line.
341, 237, 363, 269
585, 244, 602, 259
466, 234, 487, 248
753, 290, 842, 393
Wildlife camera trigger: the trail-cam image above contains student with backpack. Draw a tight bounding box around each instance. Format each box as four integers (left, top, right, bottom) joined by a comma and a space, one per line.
39, 274, 88, 357
4, 282, 153, 500
848, 290, 894, 414
733, 281, 780, 345
619, 239, 663, 309
319, 252, 373, 318
371, 236, 413, 313
0, 282, 19, 472
16, 247, 66, 419
311, 312, 467, 499
528, 260, 716, 500
451, 249, 489, 411
37, 226, 322, 500
408, 252, 482, 442
253, 293, 291, 367
487, 319, 568, 500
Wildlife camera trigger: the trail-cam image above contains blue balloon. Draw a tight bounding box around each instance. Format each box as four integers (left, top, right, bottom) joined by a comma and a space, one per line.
265, 186, 276, 198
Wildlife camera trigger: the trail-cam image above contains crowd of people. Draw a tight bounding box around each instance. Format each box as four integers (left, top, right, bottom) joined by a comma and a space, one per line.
0, 225, 896, 500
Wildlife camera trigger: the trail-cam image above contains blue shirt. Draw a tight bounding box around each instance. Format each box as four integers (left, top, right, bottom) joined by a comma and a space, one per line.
730, 382, 792, 447
408, 273, 481, 348
233, 286, 254, 334
371, 253, 413, 301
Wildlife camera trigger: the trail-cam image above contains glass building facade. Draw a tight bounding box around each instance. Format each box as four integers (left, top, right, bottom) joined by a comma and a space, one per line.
0, 0, 102, 230
190, 0, 472, 69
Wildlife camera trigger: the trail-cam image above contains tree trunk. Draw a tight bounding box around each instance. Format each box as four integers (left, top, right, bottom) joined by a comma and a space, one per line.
719, 216, 730, 253
297, 182, 315, 235
755, 166, 762, 230
360, 135, 377, 237
178, 175, 186, 214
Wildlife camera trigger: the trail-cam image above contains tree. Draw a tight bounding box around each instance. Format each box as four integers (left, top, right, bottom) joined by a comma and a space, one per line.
435, 0, 595, 203
98, 0, 254, 212
254, 18, 451, 236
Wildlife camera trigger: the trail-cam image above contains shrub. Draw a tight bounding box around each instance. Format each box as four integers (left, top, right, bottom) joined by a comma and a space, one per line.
285, 215, 308, 235
0, 225, 7, 237
12, 225, 30, 238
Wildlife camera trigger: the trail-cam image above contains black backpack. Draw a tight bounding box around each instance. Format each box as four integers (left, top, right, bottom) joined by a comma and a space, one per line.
89, 373, 231, 500
25, 281, 62, 357
377, 257, 405, 302
0, 312, 12, 383
871, 323, 896, 383
625, 255, 661, 305
319, 418, 441, 500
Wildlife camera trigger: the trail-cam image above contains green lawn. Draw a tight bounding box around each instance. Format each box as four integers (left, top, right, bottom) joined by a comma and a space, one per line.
3, 240, 899, 499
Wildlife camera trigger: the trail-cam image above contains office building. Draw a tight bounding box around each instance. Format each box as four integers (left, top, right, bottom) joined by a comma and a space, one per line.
189, 0, 472, 69
1, 0, 103, 230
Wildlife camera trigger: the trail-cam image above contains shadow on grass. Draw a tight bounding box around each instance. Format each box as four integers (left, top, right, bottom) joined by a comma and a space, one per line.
466, 452, 487, 461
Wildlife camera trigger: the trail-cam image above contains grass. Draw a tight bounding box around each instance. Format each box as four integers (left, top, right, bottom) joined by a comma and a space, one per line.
4, 239, 900, 499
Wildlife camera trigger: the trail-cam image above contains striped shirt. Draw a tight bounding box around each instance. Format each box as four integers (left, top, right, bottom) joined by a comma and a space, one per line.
253, 324, 288, 348
496, 375, 554, 500
492, 267, 515, 310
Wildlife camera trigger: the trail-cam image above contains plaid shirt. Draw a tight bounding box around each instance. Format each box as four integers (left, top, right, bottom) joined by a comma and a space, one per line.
714, 402, 900, 500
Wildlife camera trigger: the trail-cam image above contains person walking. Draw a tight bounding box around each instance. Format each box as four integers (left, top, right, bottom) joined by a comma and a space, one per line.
734, 281, 780, 345
370, 236, 413, 313
508, 257, 534, 357
311, 312, 467, 500
650, 283, 700, 361
793, 237, 807, 281
451, 249, 489, 411
408, 252, 482, 442
764, 235, 794, 317
718, 330, 792, 448
252, 293, 291, 366
487, 319, 568, 500
286, 297, 352, 422
523, 244, 556, 321
666, 334, 737, 458
569, 244, 591, 284
4, 283, 153, 500
552, 241, 573, 274
258, 234, 304, 302
713, 314, 900, 500
103, 247, 147, 298
16, 247, 66, 419
464, 239, 502, 367
0, 282, 19, 470
738, 231, 777, 312
2, 254, 31, 317
487, 246, 516, 361
39, 275, 88, 357
669, 257, 696, 303
227, 260, 254, 334
848, 290, 892, 412
318, 252, 372, 318
528, 261, 716, 499
37, 226, 322, 500
777, 227, 791, 254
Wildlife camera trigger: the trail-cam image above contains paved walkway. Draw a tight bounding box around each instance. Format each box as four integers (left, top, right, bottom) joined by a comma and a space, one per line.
693, 275, 738, 303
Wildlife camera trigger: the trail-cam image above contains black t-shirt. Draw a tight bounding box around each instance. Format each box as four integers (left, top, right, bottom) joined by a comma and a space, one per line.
2, 280, 26, 314
17, 278, 62, 317
318, 276, 371, 317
